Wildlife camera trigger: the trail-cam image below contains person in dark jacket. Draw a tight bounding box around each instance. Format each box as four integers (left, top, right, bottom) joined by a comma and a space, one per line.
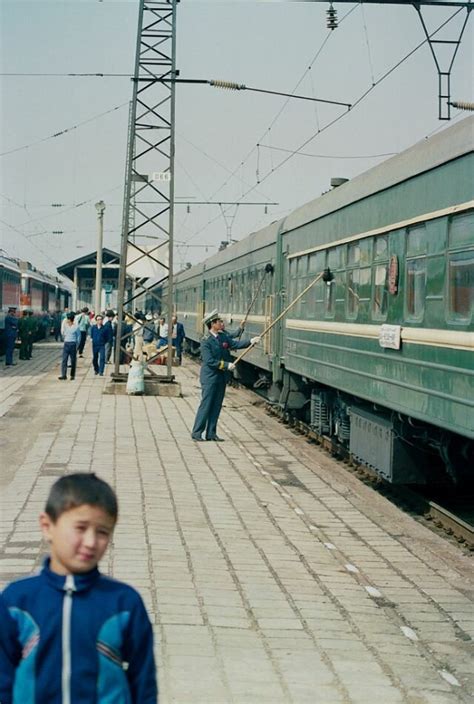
4, 307, 18, 367
191, 310, 260, 442
18, 311, 29, 360
171, 315, 185, 365
91, 314, 112, 376
0, 473, 158, 704
103, 310, 116, 363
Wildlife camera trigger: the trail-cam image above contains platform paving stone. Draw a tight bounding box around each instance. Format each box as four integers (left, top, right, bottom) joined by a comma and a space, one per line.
1, 346, 473, 703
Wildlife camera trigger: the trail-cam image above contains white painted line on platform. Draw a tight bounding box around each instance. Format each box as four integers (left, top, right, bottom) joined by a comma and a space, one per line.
324, 542, 336, 550
345, 564, 359, 573
261, 470, 269, 476
294, 508, 304, 516
281, 492, 291, 499
271, 481, 279, 487
365, 586, 382, 598
439, 670, 461, 687
400, 626, 418, 641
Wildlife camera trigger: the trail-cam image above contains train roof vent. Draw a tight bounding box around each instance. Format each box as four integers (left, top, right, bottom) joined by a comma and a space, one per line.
330, 177, 349, 188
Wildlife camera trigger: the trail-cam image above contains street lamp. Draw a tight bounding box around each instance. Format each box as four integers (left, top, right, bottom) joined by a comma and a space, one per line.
95, 200, 106, 314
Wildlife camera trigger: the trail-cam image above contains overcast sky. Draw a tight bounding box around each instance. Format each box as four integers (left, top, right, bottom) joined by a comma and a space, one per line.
1, 0, 472, 277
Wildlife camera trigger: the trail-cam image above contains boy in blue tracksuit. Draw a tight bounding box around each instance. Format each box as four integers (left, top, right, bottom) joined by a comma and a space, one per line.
0, 473, 158, 704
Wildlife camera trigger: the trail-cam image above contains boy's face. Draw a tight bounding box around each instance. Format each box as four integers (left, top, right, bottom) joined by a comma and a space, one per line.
40, 504, 115, 575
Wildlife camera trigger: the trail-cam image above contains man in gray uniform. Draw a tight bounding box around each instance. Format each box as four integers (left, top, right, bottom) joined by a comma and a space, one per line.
191, 310, 260, 442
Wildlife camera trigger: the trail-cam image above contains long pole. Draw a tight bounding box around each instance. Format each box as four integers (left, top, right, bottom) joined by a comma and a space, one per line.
94, 201, 105, 314
233, 269, 326, 365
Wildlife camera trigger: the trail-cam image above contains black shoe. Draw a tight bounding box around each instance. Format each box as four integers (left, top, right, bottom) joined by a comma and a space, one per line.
191, 435, 204, 442
58, 376, 67, 380
207, 436, 224, 442
78, 354, 83, 358
70, 377, 75, 381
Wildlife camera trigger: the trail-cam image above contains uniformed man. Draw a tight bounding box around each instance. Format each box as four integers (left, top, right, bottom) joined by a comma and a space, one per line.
18, 311, 29, 360
4, 307, 18, 367
191, 310, 260, 442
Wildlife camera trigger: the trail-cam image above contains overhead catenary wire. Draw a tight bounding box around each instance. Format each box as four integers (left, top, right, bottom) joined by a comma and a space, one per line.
181, 5, 465, 248
0, 102, 128, 158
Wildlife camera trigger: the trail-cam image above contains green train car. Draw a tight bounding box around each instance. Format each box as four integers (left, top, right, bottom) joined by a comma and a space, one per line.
173, 116, 473, 484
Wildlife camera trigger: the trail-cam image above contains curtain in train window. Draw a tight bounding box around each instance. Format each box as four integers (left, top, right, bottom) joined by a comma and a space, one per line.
406, 259, 426, 319
449, 251, 474, 319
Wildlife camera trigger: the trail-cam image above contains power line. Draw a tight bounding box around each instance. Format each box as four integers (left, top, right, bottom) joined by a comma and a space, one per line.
258, 145, 398, 160
181, 5, 465, 247
0, 102, 128, 158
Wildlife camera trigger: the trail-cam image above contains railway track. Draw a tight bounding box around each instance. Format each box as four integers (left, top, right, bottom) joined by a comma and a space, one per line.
263, 402, 474, 551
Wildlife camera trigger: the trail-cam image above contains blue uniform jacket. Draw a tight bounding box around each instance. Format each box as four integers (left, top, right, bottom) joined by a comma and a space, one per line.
5, 315, 18, 338
174, 322, 185, 344
1, 558, 158, 704
90, 324, 113, 348
199, 331, 249, 385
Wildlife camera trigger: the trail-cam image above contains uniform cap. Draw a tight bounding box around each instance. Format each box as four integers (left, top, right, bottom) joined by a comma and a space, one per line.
145, 313, 153, 321
202, 309, 221, 326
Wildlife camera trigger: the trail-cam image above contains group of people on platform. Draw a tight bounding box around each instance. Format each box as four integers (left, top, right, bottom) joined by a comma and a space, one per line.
3, 307, 47, 367
57, 308, 186, 381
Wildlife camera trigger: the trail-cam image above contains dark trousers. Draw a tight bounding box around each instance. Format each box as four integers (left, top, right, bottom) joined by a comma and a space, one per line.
19, 338, 28, 359
78, 330, 88, 355
105, 341, 113, 363
61, 342, 77, 378
93, 345, 106, 375
5, 335, 16, 365
192, 380, 227, 440
172, 339, 183, 363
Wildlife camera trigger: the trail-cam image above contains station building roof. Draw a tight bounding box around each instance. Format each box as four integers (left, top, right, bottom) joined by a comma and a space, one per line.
57, 248, 120, 282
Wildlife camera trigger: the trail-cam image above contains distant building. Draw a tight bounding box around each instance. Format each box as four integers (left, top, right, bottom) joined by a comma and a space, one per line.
57, 249, 132, 312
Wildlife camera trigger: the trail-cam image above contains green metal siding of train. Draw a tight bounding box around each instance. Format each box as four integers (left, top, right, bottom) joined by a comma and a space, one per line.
281, 154, 474, 441
173, 117, 473, 482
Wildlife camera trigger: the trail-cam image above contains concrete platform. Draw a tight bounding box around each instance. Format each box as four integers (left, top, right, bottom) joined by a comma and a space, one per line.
1, 342, 473, 703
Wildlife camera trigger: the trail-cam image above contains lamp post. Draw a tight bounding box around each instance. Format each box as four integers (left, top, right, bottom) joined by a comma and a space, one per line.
95, 200, 106, 314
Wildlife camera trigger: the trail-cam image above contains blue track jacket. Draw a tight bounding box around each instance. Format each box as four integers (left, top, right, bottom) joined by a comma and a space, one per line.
1, 558, 158, 704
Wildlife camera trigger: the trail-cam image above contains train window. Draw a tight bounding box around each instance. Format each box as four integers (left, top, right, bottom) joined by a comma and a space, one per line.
324, 278, 335, 316
448, 251, 474, 320
360, 240, 371, 266
348, 243, 360, 266
406, 259, 426, 319
347, 269, 360, 318
449, 211, 473, 249
407, 225, 427, 256
328, 247, 343, 270
374, 235, 388, 260
373, 264, 388, 318
309, 253, 318, 274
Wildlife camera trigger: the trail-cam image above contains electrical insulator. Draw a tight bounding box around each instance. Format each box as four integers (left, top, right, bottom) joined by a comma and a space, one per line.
327, 3, 338, 31
449, 101, 474, 111
186, 204, 191, 213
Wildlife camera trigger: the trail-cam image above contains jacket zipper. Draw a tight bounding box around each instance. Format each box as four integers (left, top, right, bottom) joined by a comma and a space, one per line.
62, 575, 75, 704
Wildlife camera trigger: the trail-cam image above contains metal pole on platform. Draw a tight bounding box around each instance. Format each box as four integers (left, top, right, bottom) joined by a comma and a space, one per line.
94, 200, 106, 315
166, 1, 178, 378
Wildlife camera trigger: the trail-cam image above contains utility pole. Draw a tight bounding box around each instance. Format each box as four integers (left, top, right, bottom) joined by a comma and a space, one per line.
95, 200, 106, 314
114, 0, 179, 387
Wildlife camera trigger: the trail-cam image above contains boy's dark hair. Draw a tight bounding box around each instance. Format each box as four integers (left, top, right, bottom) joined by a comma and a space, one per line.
45, 473, 118, 522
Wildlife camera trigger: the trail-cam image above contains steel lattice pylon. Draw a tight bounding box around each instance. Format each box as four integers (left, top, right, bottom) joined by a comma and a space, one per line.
114, 0, 178, 381
303, 1, 472, 120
